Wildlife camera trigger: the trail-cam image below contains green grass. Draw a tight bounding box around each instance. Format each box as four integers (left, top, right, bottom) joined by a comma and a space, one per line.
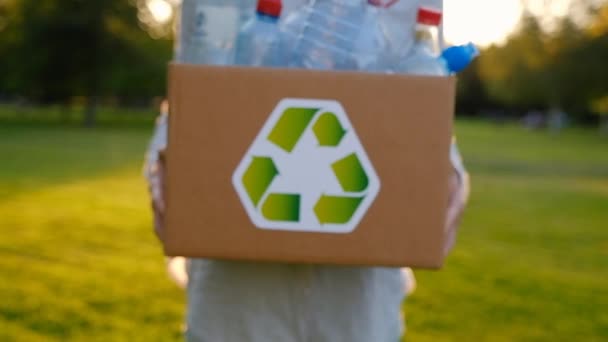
1, 118, 607, 341
407, 121, 608, 341
0, 104, 157, 128
0, 122, 184, 341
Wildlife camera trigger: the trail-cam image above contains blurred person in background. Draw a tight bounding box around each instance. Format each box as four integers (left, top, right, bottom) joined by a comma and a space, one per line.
145, 103, 469, 341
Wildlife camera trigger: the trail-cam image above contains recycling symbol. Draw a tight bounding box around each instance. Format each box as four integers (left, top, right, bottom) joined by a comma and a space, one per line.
232, 99, 381, 234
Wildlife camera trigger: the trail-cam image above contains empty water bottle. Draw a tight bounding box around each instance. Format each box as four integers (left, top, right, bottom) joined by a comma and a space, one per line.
394, 7, 444, 75
177, 0, 254, 64
287, 0, 389, 71
278, 1, 309, 54
376, 0, 420, 67
394, 7, 478, 76
397, 42, 479, 76
235, 0, 287, 67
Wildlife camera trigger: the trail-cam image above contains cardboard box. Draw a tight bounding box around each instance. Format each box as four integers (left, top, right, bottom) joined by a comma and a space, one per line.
165, 63, 455, 268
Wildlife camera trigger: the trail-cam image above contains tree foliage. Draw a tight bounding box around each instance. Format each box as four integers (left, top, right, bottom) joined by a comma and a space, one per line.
0, 0, 172, 104
472, 2, 608, 117
1, 0, 607, 122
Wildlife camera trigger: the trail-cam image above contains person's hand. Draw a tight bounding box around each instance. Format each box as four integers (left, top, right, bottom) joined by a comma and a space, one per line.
444, 168, 469, 254
150, 152, 166, 242
148, 150, 190, 288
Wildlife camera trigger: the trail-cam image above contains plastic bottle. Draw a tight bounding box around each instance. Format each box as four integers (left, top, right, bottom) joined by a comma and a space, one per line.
397, 42, 479, 76
281, 0, 308, 18
394, 7, 444, 75
234, 0, 287, 67
354, 2, 391, 71
440, 43, 479, 74
278, 1, 310, 54
393, 6, 479, 76
177, 0, 254, 64
286, 0, 388, 71
376, 0, 420, 67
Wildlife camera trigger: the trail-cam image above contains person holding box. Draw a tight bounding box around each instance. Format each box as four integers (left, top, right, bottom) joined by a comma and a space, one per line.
144, 105, 469, 341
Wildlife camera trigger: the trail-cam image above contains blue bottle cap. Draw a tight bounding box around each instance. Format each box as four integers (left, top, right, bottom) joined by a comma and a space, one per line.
441, 42, 479, 74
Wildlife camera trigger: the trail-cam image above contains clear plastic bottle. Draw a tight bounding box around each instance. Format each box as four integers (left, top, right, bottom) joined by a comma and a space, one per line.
353, 3, 391, 71
286, 0, 388, 71
281, 0, 308, 17
177, 0, 254, 64
278, 1, 310, 54
397, 43, 479, 76
394, 7, 444, 75
234, 0, 287, 67
376, 0, 420, 67
393, 7, 478, 76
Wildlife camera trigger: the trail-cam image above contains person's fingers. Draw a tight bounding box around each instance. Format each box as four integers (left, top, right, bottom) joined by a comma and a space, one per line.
444, 171, 465, 253
150, 159, 166, 212
444, 195, 464, 253
152, 200, 165, 242
446, 188, 464, 229
149, 151, 167, 243
150, 180, 165, 213
166, 257, 189, 288
158, 153, 166, 211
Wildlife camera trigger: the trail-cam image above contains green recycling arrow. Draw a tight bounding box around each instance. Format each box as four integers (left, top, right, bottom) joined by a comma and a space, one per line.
236, 101, 379, 231
313, 112, 347, 147
267, 107, 319, 153
314, 195, 365, 224
332, 153, 369, 193
262, 193, 300, 222
242, 156, 279, 206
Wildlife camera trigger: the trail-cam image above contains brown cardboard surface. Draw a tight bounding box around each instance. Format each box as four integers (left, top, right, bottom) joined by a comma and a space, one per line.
165, 64, 455, 268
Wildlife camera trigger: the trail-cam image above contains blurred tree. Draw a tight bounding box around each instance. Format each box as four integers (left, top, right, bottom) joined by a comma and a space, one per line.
454, 59, 494, 116
545, 16, 586, 112
588, 1, 608, 36
478, 13, 552, 111
0, 0, 172, 125
584, 3, 608, 129
2, 0, 606, 127
549, 2, 608, 119
0, 0, 24, 96
473, 1, 608, 124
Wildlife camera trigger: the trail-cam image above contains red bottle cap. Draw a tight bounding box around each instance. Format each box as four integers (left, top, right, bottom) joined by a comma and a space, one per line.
417, 7, 442, 26
257, 0, 282, 18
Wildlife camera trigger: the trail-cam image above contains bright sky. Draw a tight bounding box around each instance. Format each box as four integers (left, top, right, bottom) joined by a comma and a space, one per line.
147, 0, 174, 24
444, 0, 523, 46
444, 0, 571, 46
146, 0, 573, 46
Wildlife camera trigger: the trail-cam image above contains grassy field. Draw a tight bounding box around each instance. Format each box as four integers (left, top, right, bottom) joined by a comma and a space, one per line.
1, 118, 607, 341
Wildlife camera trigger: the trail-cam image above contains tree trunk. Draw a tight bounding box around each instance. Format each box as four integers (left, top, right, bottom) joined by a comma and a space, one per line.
600, 116, 608, 135
84, 96, 98, 127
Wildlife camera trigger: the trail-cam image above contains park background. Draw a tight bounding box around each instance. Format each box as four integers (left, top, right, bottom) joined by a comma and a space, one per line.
1, 0, 607, 340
